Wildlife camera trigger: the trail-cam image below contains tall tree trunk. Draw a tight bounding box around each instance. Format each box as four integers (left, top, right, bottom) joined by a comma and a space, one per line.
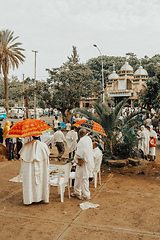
4, 72, 8, 116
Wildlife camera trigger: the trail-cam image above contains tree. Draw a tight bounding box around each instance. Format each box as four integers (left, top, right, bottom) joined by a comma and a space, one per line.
138, 77, 160, 112
76, 99, 144, 158
0, 29, 25, 114
86, 53, 160, 88
45, 46, 102, 120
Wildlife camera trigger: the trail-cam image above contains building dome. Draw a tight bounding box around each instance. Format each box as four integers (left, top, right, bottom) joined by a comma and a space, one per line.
108, 70, 119, 80
134, 65, 148, 76
120, 61, 133, 71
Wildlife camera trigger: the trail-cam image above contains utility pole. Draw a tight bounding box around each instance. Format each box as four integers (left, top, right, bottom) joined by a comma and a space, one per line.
93, 44, 105, 103
22, 74, 24, 109
32, 50, 38, 119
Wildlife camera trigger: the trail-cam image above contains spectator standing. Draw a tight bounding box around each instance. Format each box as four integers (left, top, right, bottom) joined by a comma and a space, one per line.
139, 125, 150, 160
145, 115, 152, 127
0, 123, 4, 144
92, 141, 103, 175
71, 129, 94, 200
16, 138, 23, 159
8, 137, 16, 161
54, 116, 59, 132
65, 121, 71, 132
66, 126, 78, 158
152, 116, 159, 131
149, 125, 157, 161
19, 135, 50, 205
52, 126, 66, 161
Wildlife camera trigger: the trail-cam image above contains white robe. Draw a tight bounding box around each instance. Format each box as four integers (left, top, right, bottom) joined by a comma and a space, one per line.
75, 135, 94, 179
139, 126, 150, 156
66, 130, 78, 153
149, 126, 157, 156
93, 147, 103, 174
20, 140, 50, 205
74, 135, 94, 198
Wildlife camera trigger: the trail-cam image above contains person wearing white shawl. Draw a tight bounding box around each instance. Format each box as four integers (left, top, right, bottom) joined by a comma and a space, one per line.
93, 142, 103, 174
19, 136, 50, 205
139, 125, 150, 160
71, 129, 94, 200
149, 125, 157, 161
66, 126, 78, 158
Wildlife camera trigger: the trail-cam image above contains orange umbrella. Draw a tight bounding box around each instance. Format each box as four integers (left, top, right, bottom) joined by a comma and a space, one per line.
7, 119, 53, 138
73, 119, 106, 136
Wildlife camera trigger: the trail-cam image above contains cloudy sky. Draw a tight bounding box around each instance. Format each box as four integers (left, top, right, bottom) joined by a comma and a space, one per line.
1, 0, 160, 81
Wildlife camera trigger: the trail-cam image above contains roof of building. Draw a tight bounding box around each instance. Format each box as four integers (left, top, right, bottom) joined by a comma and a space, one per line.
108, 70, 119, 80
134, 65, 148, 76
120, 61, 133, 71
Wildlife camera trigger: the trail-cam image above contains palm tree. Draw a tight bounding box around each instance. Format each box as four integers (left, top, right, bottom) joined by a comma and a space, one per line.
0, 29, 25, 114
76, 99, 145, 158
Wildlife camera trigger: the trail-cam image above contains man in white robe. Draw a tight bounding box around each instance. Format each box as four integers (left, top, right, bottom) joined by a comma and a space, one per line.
93, 142, 103, 174
149, 125, 157, 161
71, 129, 94, 200
66, 126, 78, 158
139, 125, 150, 160
20, 136, 50, 205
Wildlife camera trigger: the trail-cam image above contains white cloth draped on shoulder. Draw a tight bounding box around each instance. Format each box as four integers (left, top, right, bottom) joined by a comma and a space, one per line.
20, 140, 50, 205
139, 125, 150, 156
66, 130, 78, 153
75, 135, 94, 178
149, 125, 157, 156
93, 147, 102, 174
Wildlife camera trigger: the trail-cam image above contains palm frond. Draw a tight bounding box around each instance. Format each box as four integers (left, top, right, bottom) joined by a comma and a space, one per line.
75, 108, 101, 124
114, 99, 129, 123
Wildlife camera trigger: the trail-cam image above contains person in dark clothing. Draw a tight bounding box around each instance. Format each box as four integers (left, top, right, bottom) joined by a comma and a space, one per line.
9, 138, 15, 161
0, 123, 4, 143
152, 116, 159, 131
10, 121, 14, 128
17, 138, 23, 159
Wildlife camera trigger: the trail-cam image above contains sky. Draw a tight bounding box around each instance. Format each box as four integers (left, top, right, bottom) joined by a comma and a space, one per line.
1, 0, 160, 81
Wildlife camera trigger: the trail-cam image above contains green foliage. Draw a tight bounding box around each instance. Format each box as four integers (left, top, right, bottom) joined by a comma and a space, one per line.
44, 46, 102, 118
86, 53, 160, 87
138, 77, 160, 111
76, 99, 144, 159
113, 130, 139, 159
0, 29, 25, 113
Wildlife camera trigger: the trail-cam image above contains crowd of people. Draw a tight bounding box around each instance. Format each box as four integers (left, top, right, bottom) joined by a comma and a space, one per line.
0, 110, 159, 205
0, 118, 103, 205
20, 127, 103, 204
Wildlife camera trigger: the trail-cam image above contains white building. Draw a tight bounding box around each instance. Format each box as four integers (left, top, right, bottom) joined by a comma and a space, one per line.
106, 61, 148, 106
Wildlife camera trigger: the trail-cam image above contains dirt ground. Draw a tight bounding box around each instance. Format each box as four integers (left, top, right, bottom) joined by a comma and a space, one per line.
1, 128, 160, 239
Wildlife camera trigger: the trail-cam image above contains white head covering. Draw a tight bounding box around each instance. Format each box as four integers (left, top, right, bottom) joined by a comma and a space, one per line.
149, 125, 157, 138
141, 125, 145, 131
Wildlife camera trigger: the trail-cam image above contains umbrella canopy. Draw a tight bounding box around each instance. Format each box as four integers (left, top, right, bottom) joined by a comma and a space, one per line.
7, 119, 53, 138
73, 119, 106, 136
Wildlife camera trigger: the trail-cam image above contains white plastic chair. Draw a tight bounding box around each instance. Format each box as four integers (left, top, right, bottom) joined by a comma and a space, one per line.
50, 163, 72, 202
93, 154, 103, 188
